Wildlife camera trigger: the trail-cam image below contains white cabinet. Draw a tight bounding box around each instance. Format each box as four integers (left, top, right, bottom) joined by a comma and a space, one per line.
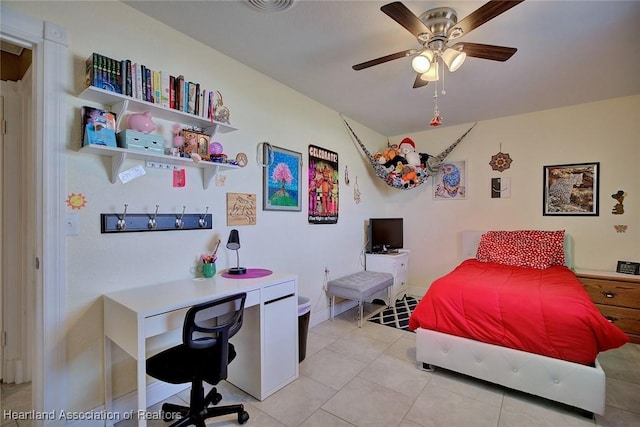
228, 279, 298, 400
263, 288, 298, 393
365, 250, 409, 302
78, 86, 239, 188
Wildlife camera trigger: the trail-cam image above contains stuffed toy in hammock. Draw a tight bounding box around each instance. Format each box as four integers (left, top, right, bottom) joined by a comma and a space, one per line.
342, 117, 476, 190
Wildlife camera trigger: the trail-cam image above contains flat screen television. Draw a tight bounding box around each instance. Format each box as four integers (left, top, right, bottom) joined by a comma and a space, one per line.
368, 218, 403, 254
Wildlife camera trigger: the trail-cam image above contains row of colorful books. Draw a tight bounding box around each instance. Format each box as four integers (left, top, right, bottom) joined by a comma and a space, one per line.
85, 52, 221, 119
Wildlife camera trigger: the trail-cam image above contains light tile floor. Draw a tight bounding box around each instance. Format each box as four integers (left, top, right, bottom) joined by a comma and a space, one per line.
2, 305, 639, 427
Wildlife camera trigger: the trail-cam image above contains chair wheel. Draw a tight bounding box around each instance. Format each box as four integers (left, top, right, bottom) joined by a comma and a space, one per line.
161, 403, 185, 422
238, 410, 250, 424
212, 392, 222, 405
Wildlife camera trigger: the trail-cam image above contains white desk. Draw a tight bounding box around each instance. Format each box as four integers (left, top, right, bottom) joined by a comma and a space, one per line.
103, 272, 298, 426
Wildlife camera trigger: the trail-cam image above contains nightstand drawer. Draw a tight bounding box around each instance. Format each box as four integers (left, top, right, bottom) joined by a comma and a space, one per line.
390, 258, 408, 277
581, 278, 640, 309
595, 304, 640, 336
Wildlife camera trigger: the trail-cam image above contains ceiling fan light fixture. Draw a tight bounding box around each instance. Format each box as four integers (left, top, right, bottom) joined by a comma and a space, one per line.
420, 62, 439, 82
411, 50, 434, 74
442, 48, 466, 72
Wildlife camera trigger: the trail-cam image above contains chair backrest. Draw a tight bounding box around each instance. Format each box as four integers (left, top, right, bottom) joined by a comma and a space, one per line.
183, 292, 246, 351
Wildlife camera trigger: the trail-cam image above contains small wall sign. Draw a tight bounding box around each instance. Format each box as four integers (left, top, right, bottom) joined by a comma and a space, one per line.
616, 261, 640, 275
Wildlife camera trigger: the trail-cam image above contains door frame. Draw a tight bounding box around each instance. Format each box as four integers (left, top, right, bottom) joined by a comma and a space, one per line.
1, 6, 68, 422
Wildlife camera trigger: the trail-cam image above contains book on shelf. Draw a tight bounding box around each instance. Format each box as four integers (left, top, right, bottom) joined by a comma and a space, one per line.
144, 67, 152, 103
175, 75, 184, 112
81, 106, 117, 147
152, 70, 161, 105
132, 63, 143, 100
169, 75, 176, 109
121, 59, 132, 97
187, 82, 197, 115
113, 58, 122, 95
84, 53, 227, 123
86, 53, 118, 94
160, 71, 170, 108
194, 83, 201, 116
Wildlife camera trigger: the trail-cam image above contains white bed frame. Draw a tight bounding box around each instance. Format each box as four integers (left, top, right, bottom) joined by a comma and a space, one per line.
415, 231, 605, 416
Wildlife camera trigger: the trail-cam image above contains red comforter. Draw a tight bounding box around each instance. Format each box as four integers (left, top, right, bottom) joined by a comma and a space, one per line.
408, 259, 629, 365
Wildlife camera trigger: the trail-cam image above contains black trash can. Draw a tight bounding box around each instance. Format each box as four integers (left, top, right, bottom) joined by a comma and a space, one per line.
297, 296, 311, 362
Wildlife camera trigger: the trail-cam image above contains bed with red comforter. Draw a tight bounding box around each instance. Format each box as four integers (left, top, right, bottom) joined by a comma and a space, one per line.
409, 259, 629, 365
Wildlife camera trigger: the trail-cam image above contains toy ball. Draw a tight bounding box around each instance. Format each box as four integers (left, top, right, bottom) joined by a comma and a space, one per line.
209, 141, 223, 155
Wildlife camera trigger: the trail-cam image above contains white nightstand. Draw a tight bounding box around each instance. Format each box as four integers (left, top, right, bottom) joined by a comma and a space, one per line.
365, 249, 409, 302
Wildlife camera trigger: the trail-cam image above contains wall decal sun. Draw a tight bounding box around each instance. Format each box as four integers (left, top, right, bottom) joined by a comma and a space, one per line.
66, 193, 87, 210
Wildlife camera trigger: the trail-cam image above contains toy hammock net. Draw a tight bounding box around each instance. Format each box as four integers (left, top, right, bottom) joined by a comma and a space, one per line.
342, 118, 476, 190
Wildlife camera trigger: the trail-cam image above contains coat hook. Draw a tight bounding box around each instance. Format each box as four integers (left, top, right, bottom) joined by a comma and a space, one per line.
148, 204, 159, 229
176, 205, 186, 229
117, 204, 128, 231
199, 207, 209, 228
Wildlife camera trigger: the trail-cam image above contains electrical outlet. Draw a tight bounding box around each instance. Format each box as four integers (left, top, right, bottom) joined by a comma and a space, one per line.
66, 213, 79, 236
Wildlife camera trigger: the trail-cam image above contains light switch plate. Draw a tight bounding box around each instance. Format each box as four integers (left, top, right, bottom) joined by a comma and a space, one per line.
66, 213, 79, 236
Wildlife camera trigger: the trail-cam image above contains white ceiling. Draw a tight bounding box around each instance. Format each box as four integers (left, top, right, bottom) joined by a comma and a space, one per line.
125, 0, 640, 136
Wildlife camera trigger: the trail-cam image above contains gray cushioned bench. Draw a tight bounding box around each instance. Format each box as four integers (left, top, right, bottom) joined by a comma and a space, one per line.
327, 271, 394, 327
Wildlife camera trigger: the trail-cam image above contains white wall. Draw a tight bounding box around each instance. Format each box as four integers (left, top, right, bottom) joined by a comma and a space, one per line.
5, 0, 640, 416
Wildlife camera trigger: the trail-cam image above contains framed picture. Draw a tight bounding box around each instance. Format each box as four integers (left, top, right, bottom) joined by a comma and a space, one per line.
433, 160, 467, 200
263, 145, 302, 211
543, 162, 599, 216
308, 144, 339, 224
226, 193, 256, 225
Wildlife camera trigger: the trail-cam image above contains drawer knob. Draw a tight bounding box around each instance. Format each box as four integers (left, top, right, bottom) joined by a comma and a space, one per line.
602, 291, 616, 298
605, 315, 619, 323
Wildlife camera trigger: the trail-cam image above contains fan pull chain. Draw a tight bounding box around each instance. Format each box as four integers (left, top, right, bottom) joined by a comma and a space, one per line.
441, 61, 446, 95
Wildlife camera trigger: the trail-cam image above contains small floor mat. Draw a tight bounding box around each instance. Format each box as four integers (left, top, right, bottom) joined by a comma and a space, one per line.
367, 296, 419, 331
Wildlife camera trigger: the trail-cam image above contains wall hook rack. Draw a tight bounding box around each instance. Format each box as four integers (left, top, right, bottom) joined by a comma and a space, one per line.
148, 205, 159, 229
199, 207, 209, 228
101, 209, 212, 233
176, 206, 186, 229
117, 204, 128, 231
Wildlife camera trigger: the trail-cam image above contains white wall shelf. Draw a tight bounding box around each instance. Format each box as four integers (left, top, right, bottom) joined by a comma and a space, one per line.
79, 144, 239, 189
78, 85, 240, 188
78, 86, 237, 135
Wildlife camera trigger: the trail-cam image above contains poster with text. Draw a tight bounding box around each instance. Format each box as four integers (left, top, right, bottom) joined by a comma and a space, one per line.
308, 145, 338, 224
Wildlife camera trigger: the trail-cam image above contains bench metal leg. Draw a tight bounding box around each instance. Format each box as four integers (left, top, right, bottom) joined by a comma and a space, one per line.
330, 295, 335, 321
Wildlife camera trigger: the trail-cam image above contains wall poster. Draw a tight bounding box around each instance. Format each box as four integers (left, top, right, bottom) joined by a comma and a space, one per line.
308, 145, 338, 224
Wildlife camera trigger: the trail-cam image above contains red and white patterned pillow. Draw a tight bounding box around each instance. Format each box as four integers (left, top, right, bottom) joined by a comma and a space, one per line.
476, 230, 566, 269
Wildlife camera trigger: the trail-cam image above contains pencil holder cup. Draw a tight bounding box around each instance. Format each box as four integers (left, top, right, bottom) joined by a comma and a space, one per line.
202, 263, 216, 278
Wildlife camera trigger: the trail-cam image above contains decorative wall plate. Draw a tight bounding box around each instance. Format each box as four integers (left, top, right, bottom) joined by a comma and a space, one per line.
236, 152, 248, 167
489, 151, 512, 172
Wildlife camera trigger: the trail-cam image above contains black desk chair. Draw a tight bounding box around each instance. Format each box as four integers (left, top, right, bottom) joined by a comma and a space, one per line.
146, 293, 250, 426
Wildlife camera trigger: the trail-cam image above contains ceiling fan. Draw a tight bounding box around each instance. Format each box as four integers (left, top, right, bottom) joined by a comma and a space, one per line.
353, 1, 524, 88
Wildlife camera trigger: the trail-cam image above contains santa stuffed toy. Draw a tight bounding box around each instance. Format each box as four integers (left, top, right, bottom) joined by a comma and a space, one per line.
399, 137, 421, 167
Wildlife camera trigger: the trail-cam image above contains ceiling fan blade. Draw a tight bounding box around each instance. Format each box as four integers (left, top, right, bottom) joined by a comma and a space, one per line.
450, 0, 524, 37
381, 2, 430, 38
413, 74, 429, 89
352, 49, 418, 71
452, 43, 517, 61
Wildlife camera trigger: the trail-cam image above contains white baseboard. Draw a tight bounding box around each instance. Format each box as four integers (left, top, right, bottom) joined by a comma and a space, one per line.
309, 298, 357, 328
408, 285, 427, 298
